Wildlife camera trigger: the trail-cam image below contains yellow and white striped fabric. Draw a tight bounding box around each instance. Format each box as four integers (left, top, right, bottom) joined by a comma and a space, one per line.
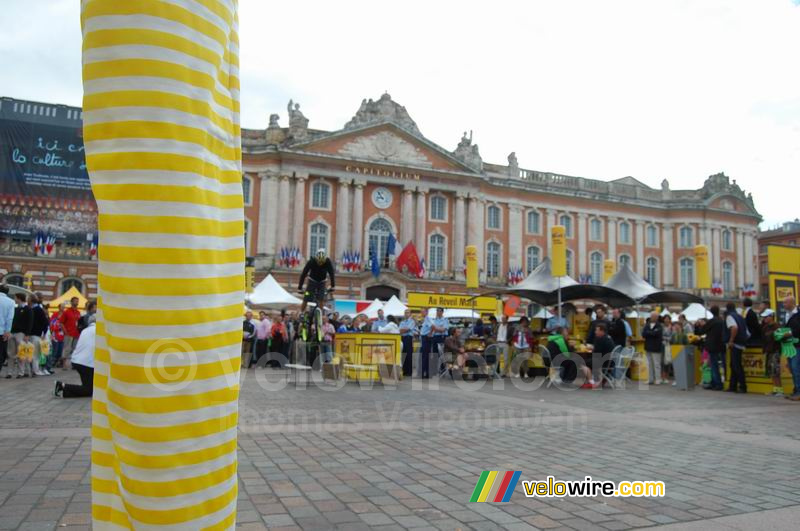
81, 1, 242, 528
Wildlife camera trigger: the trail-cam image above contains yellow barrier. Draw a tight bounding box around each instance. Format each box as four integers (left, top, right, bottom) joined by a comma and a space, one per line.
333, 333, 402, 382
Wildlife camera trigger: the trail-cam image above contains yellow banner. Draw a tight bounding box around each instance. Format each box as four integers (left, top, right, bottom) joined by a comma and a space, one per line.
465, 245, 479, 289
407, 292, 497, 312
694, 245, 710, 289
603, 259, 615, 283
245, 266, 255, 294
551, 225, 566, 277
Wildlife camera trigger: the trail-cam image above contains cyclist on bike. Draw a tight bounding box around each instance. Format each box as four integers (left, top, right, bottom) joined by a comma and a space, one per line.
298, 248, 335, 314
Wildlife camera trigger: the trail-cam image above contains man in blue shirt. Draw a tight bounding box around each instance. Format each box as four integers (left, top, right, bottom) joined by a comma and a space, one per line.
546, 306, 568, 333
398, 309, 418, 377
419, 307, 434, 379
370, 309, 388, 332
0, 285, 16, 379
431, 308, 449, 376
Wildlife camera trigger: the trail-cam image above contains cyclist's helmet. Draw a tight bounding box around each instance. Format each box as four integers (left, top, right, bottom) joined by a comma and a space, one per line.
315, 248, 327, 264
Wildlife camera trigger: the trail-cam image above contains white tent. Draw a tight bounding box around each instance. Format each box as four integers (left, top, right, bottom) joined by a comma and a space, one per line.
247, 274, 302, 308
382, 296, 408, 317
529, 307, 554, 319
362, 298, 385, 319
681, 303, 712, 321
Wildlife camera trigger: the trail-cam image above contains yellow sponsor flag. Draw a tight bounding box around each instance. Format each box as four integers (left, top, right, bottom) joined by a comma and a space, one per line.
694, 245, 711, 289
465, 245, 479, 289
603, 259, 616, 283
82, 1, 242, 528
551, 226, 566, 277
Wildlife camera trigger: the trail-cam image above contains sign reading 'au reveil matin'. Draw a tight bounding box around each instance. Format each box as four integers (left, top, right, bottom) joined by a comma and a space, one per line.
407, 292, 497, 312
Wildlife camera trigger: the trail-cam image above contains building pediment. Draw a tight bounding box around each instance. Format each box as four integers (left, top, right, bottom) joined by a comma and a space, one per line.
291, 123, 478, 173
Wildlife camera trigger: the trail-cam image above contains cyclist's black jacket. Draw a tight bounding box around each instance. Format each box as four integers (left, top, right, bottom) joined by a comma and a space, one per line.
298, 258, 335, 290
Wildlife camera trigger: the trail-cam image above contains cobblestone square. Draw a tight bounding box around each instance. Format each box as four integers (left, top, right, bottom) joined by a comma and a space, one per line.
1, 371, 799, 530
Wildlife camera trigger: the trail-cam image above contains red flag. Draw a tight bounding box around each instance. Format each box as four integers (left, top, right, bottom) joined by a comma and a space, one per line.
395, 242, 421, 276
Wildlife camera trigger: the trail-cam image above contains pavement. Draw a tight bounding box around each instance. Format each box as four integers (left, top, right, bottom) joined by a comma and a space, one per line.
1, 370, 799, 530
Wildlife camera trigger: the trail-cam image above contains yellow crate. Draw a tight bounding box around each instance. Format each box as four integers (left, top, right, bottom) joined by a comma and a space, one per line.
345, 365, 379, 382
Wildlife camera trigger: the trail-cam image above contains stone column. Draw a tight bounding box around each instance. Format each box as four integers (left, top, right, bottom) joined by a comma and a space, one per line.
415, 188, 427, 261
635, 220, 645, 276
453, 192, 467, 272
736, 229, 745, 290
577, 212, 588, 277
508, 205, 523, 269
275, 175, 291, 251
291, 175, 307, 251
335, 180, 350, 263
401, 186, 415, 245
467, 195, 485, 274
546, 208, 557, 251
746, 231, 757, 287
259, 173, 279, 256
662, 223, 674, 288
711, 226, 721, 282
351, 179, 365, 256
607, 217, 617, 263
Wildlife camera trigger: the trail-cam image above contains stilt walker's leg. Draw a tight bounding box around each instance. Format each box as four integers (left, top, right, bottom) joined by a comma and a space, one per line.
82, 1, 242, 528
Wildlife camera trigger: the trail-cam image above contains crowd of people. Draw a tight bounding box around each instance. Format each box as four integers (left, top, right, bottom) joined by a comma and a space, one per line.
240, 295, 800, 398
0, 286, 97, 398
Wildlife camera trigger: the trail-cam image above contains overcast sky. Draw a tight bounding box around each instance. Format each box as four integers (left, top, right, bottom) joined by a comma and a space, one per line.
1, 0, 798, 228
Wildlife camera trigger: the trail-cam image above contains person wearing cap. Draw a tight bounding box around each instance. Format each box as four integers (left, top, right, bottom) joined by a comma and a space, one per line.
761, 309, 782, 397
54, 315, 96, 398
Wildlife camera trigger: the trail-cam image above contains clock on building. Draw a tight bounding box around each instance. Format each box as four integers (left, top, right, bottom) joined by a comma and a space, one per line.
371, 187, 393, 209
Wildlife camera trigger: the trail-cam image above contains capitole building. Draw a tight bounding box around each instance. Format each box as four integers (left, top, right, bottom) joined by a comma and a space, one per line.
1, 94, 762, 306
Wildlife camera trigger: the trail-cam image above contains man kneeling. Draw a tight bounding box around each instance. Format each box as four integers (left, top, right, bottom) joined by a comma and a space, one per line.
54, 315, 96, 398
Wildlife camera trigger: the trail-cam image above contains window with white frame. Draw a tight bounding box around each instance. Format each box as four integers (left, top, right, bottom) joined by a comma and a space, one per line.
722, 261, 734, 293
527, 210, 541, 234
486, 241, 501, 278
721, 229, 732, 251
242, 175, 252, 205
310, 181, 331, 209
309, 222, 328, 256
679, 226, 694, 248
429, 234, 445, 272
646, 257, 658, 286
430, 195, 447, 222
487, 205, 501, 230
618, 254, 631, 268
619, 221, 631, 244
526, 246, 540, 274
590, 251, 603, 283
679, 257, 694, 289
566, 249, 574, 276
590, 218, 603, 241
560, 214, 573, 238
368, 218, 392, 258
646, 225, 658, 247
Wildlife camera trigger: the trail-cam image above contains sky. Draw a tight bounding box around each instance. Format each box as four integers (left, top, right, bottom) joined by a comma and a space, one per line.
1, 0, 798, 228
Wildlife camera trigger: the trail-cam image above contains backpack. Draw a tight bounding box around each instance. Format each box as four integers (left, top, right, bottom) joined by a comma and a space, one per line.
724, 311, 750, 345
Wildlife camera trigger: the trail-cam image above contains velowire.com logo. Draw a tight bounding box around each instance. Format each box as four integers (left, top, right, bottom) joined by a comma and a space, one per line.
469, 471, 522, 503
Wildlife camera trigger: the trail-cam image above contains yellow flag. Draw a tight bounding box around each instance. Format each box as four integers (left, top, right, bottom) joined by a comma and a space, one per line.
82, 1, 242, 528
551, 226, 566, 277
694, 245, 711, 289
603, 259, 616, 283
465, 245, 479, 288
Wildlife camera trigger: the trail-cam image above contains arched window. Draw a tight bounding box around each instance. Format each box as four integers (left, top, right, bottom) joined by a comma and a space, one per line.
619, 254, 631, 268
722, 261, 734, 293
486, 241, 501, 278
487, 205, 502, 230
368, 218, 392, 258
560, 214, 573, 238
590, 218, 603, 241
679, 226, 694, 248
527, 210, 540, 234
2, 273, 23, 287
59, 278, 84, 295
619, 221, 631, 244
646, 257, 658, 287
565, 249, 574, 276
722, 229, 732, 251
679, 257, 694, 289
309, 222, 328, 256
526, 246, 540, 274
590, 252, 603, 284
430, 196, 447, 221
429, 234, 445, 272
310, 181, 331, 209
646, 225, 658, 247
242, 175, 252, 205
